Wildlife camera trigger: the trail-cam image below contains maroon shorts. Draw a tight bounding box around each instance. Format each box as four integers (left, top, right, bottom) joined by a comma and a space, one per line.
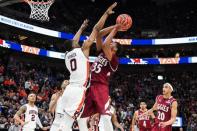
139, 127, 152, 131
81, 82, 109, 118
151, 124, 172, 131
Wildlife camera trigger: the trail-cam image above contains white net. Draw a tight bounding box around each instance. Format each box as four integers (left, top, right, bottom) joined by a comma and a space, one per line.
25, 0, 54, 22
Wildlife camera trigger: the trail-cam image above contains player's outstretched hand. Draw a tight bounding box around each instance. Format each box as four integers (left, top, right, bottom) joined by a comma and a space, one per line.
42, 126, 50, 130
80, 19, 89, 31
106, 2, 117, 15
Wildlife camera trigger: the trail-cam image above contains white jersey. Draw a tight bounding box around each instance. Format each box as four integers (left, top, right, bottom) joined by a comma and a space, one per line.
65, 48, 89, 86
55, 96, 64, 114
23, 104, 38, 129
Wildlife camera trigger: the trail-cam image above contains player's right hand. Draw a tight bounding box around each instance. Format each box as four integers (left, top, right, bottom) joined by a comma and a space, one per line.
106, 2, 117, 15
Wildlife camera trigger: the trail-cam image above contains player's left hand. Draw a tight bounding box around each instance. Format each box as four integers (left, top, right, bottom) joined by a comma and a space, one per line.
42, 126, 50, 130
80, 19, 89, 31
160, 122, 168, 128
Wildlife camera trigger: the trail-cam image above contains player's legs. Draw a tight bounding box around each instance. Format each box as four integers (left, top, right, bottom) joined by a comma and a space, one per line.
59, 112, 74, 131
80, 86, 98, 130
50, 113, 72, 131
77, 117, 89, 131
99, 115, 113, 131
61, 84, 86, 116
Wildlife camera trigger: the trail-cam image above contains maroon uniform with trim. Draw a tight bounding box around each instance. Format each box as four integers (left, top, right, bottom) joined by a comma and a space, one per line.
138, 110, 152, 131
82, 52, 119, 117
152, 95, 176, 131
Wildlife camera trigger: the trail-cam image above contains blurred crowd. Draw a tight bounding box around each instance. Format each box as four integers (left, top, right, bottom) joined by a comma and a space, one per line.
0, 52, 197, 131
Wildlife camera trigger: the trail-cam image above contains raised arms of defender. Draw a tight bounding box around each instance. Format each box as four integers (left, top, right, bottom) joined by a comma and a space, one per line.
72, 19, 89, 48
82, 2, 117, 58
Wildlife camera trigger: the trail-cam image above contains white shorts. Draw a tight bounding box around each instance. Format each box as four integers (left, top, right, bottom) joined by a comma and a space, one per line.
61, 84, 86, 118
22, 127, 35, 131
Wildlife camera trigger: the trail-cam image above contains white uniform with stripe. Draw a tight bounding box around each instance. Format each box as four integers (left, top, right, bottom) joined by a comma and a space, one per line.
99, 106, 115, 131
23, 104, 39, 131
61, 48, 89, 118
50, 96, 71, 131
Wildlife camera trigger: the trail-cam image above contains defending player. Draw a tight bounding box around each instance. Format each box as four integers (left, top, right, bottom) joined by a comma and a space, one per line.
49, 80, 69, 131
142, 83, 178, 131
14, 92, 49, 131
59, 2, 118, 131
131, 101, 155, 131
99, 97, 124, 131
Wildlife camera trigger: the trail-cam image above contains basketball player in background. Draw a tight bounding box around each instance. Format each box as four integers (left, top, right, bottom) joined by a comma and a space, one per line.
14, 92, 49, 131
142, 83, 178, 131
59, 2, 118, 131
99, 97, 124, 131
49, 80, 69, 131
131, 101, 155, 131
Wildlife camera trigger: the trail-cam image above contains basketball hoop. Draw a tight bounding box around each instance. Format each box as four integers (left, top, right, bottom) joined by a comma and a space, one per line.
24, 0, 54, 22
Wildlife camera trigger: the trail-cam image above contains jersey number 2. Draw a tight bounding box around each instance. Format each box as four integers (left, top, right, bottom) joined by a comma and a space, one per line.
31, 114, 35, 121
70, 59, 77, 71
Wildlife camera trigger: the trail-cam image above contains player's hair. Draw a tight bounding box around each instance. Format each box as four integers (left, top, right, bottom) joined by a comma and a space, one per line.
28, 91, 36, 96
115, 42, 123, 57
28, 91, 37, 101
64, 40, 73, 51
139, 99, 147, 104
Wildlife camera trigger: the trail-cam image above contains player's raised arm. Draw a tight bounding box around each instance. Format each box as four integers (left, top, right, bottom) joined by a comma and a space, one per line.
96, 25, 116, 52
160, 101, 178, 128
82, 2, 117, 57
14, 105, 27, 126
112, 110, 124, 131
130, 111, 137, 131
72, 19, 89, 48
102, 25, 119, 61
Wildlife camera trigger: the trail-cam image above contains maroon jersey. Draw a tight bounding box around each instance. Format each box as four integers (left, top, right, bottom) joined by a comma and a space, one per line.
138, 110, 152, 129
91, 52, 119, 85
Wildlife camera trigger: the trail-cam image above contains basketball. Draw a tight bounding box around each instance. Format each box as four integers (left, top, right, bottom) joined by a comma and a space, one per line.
116, 14, 132, 31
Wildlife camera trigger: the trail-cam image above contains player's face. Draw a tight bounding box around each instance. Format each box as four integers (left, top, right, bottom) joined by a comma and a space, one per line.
28, 93, 36, 102
110, 42, 118, 53
140, 102, 147, 110
162, 85, 171, 95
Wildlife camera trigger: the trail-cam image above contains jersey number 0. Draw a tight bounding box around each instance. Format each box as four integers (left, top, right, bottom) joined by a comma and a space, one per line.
70, 59, 77, 71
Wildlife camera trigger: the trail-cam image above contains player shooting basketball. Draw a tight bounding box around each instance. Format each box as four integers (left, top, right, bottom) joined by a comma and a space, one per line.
57, 2, 119, 131
81, 6, 133, 131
